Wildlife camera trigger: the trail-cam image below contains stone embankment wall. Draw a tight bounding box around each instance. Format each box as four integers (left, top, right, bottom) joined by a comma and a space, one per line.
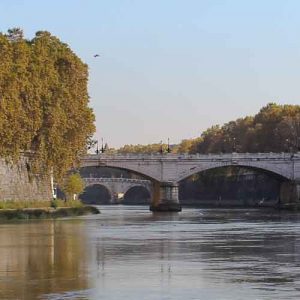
0, 158, 52, 201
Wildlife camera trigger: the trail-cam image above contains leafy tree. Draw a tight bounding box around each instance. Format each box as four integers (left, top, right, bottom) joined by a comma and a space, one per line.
117, 143, 168, 154
0, 29, 95, 178
277, 114, 300, 151
62, 173, 84, 200
193, 103, 300, 154
173, 137, 202, 153
7, 27, 24, 42
114, 103, 300, 155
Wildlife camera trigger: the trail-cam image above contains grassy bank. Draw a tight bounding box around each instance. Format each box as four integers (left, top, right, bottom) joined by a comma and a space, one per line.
0, 199, 83, 209
0, 200, 100, 220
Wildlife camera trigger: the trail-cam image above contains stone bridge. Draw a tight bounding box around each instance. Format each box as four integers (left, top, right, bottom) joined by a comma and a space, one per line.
82, 177, 152, 203
81, 153, 300, 211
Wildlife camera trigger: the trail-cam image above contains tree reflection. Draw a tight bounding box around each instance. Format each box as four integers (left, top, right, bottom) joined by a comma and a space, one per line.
0, 220, 89, 300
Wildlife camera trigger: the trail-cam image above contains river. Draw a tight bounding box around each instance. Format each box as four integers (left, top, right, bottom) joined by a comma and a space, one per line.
1, 206, 300, 300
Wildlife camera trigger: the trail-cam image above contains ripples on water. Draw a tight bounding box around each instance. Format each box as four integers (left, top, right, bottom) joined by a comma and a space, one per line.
1, 206, 300, 300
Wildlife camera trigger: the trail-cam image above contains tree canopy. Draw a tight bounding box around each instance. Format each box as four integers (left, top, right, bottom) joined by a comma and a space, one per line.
61, 173, 84, 200
112, 103, 300, 154
194, 103, 300, 154
0, 28, 95, 178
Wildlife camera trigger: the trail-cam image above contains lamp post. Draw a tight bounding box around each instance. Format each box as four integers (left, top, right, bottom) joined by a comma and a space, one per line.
101, 137, 105, 153
285, 137, 300, 153
95, 140, 99, 154
160, 140, 163, 154
222, 138, 227, 153
167, 138, 171, 153
285, 138, 291, 153
232, 137, 236, 153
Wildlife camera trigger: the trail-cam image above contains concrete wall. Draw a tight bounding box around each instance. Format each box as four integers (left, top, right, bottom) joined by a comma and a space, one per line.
0, 158, 52, 201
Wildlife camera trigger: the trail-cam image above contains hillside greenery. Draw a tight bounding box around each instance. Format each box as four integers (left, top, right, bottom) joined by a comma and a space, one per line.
194, 103, 300, 154
113, 103, 300, 154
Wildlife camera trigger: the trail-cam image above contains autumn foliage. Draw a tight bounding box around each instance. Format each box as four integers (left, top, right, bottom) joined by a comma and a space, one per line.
115, 103, 300, 154
0, 28, 95, 177
194, 103, 300, 154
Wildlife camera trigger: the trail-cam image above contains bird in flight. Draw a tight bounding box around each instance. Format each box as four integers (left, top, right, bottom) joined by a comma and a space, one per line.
94, 54, 100, 57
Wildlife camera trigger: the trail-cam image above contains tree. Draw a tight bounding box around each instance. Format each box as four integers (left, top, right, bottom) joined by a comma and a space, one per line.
62, 173, 84, 200
7, 27, 24, 42
277, 114, 300, 152
117, 143, 169, 154
173, 137, 202, 153
0, 29, 95, 178
114, 103, 300, 155
192, 103, 300, 154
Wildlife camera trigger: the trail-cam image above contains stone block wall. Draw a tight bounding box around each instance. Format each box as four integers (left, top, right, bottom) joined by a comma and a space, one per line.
0, 158, 52, 201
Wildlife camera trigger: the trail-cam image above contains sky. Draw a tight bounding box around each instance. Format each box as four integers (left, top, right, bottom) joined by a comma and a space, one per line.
0, 0, 300, 147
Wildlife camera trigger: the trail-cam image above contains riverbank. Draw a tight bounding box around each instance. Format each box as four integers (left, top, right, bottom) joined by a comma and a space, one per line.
0, 206, 100, 220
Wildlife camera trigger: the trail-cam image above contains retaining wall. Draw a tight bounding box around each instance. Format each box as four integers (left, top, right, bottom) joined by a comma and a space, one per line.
0, 158, 52, 201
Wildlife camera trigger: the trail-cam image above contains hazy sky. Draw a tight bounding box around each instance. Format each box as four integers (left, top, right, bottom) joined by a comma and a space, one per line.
1, 0, 300, 147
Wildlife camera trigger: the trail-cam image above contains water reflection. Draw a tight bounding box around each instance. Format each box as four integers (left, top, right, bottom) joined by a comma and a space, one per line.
0, 220, 89, 300
1, 207, 300, 299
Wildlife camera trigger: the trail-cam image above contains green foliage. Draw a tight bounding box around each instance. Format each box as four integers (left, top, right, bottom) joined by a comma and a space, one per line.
117, 143, 166, 154
115, 139, 201, 154
0, 199, 83, 210
0, 200, 51, 209
50, 199, 58, 209
0, 29, 95, 178
172, 137, 202, 154
51, 198, 83, 209
61, 173, 84, 200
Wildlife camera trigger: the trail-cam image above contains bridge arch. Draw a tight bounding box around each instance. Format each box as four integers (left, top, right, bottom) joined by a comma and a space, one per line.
176, 161, 293, 183
81, 177, 153, 204
122, 183, 152, 196
80, 183, 112, 205
178, 164, 285, 206
123, 186, 152, 205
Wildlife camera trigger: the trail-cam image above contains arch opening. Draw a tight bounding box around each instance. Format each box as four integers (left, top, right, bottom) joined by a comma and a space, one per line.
123, 186, 151, 205
177, 163, 291, 183
80, 184, 112, 205
179, 165, 287, 207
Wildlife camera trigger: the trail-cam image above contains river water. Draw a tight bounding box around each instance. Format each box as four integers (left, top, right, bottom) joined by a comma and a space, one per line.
1, 206, 300, 300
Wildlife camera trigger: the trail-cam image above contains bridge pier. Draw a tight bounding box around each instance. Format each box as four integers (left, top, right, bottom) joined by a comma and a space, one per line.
280, 181, 300, 209
150, 182, 181, 212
